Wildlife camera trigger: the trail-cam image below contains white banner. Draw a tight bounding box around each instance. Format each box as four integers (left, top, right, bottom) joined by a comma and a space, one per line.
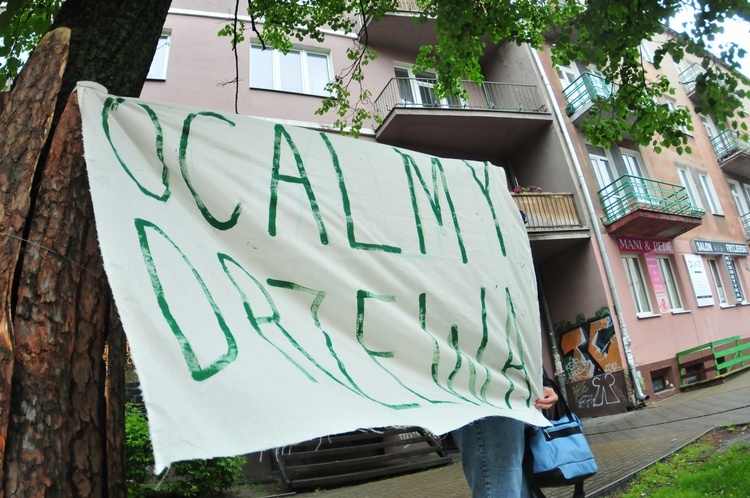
77, 82, 548, 471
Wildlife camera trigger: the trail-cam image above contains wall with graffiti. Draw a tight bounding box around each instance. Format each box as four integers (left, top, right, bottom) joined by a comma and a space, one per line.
559, 315, 630, 416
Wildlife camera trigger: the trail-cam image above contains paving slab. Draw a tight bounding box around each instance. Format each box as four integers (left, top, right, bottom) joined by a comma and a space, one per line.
249, 369, 750, 497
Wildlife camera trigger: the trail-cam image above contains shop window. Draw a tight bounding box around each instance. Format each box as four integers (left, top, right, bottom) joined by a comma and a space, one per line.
707, 258, 728, 305
622, 255, 653, 315
657, 256, 683, 310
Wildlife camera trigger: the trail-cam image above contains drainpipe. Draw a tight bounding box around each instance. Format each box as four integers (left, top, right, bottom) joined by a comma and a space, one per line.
528, 47, 649, 405
537, 275, 569, 404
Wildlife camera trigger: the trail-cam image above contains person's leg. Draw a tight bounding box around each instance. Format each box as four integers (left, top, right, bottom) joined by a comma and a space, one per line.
452, 416, 532, 498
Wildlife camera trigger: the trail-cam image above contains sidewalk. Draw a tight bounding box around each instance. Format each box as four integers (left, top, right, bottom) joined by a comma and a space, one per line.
286, 369, 750, 497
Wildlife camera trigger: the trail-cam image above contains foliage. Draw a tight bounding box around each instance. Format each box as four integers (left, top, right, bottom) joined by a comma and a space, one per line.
126, 404, 154, 496
513, 185, 543, 193
1, 1, 748, 145
554, 307, 610, 335
169, 456, 247, 497
125, 404, 245, 497
0, 0, 64, 90
615, 428, 750, 497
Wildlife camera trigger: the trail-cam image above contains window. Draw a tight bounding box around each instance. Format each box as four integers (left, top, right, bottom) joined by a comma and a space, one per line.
676, 167, 703, 210
250, 45, 331, 96
621, 148, 651, 204
640, 41, 654, 64
147, 32, 171, 80
664, 99, 691, 134
622, 255, 653, 314
727, 179, 749, 215
699, 114, 718, 139
557, 61, 579, 89
657, 257, 683, 310
707, 258, 728, 305
392, 65, 462, 108
698, 173, 723, 215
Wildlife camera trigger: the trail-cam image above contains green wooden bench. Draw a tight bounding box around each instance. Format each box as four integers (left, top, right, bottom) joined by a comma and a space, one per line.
676, 336, 750, 387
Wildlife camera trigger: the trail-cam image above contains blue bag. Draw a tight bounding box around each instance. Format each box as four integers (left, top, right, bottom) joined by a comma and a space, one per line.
525, 384, 598, 497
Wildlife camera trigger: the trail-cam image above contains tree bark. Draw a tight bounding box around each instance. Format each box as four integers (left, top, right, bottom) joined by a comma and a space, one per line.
0, 28, 71, 494
1, 0, 172, 495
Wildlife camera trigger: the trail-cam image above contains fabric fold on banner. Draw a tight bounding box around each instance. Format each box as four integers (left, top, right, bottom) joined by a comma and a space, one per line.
76, 81, 549, 472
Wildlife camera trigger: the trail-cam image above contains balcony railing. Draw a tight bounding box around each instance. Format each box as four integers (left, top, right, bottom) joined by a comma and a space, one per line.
679, 63, 704, 94
511, 193, 584, 231
598, 175, 704, 225
395, 0, 420, 10
711, 130, 750, 162
741, 213, 750, 240
563, 72, 615, 117
374, 78, 548, 123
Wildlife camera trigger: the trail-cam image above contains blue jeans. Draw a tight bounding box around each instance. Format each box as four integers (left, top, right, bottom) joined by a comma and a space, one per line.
452, 416, 532, 498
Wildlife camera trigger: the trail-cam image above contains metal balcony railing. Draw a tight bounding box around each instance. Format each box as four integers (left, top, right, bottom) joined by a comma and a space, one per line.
711, 129, 750, 162
512, 193, 584, 231
373, 78, 548, 123
563, 72, 615, 117
741, 212, 750, 240
598, 175, 704, 225
679, 63, 704, 94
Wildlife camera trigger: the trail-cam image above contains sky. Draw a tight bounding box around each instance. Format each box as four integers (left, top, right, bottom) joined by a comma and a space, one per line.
669, 11, 750, 78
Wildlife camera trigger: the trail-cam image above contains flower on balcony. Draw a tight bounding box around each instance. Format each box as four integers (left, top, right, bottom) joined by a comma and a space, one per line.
512, 185, 543, 194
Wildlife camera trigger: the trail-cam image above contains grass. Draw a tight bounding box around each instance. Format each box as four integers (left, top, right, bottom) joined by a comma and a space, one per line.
608, 424, 750, 497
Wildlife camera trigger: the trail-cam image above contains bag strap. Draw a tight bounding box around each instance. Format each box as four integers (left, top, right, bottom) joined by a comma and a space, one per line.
573, 481, 586, 498
542, 373, 573, 421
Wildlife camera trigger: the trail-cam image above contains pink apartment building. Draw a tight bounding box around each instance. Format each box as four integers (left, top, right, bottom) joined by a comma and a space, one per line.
140, 1, 750, 424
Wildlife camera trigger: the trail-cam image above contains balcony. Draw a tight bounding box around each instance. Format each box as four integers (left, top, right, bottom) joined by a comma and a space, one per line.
358, 1, 437, 52
679, 63, 704, 101
563, 72, 616, 125
598, 175, 704, 238
512, 192, 590, 263
373, 78, 552, 159
512, 193, 586, 233
741, 213, 750, 240
711, 130, 750, 176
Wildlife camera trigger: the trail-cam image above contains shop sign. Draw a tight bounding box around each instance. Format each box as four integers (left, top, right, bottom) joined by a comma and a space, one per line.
684, 254, 714, 307
723, 254, 744, 302
692, 239, 749, 255
616, 236, 674, 254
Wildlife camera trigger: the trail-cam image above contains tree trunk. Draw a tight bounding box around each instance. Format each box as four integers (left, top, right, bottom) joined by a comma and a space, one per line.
0, 0, 172, 495
0, 28, 71, 494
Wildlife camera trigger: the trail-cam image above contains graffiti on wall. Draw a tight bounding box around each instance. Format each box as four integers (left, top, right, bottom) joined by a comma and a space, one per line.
565, 370, 629, 417
559, 315, 623, 382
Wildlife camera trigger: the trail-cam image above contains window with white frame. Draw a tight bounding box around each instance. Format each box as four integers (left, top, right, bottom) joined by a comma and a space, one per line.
664, 99, 691, 134
640, 41, 654, 64
147, 32, 171, 80
621, 148, 653, 204
727, 179, 749, 215
656, 257, 683, 310
698, 173, 723, 215
250, 44, 331, 96
622, 255, 653, 314
699, 114, 718, 139
707, 258, 728, 305
676, 166, 703, 210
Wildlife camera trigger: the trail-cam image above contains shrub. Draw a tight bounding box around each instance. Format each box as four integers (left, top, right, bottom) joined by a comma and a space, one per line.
125, 404, 154, 496
169, 456, 247, 497
125, 403, 246, 497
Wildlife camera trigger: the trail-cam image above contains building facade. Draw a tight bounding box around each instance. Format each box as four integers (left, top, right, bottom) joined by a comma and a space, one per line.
140, 1, 750, 421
